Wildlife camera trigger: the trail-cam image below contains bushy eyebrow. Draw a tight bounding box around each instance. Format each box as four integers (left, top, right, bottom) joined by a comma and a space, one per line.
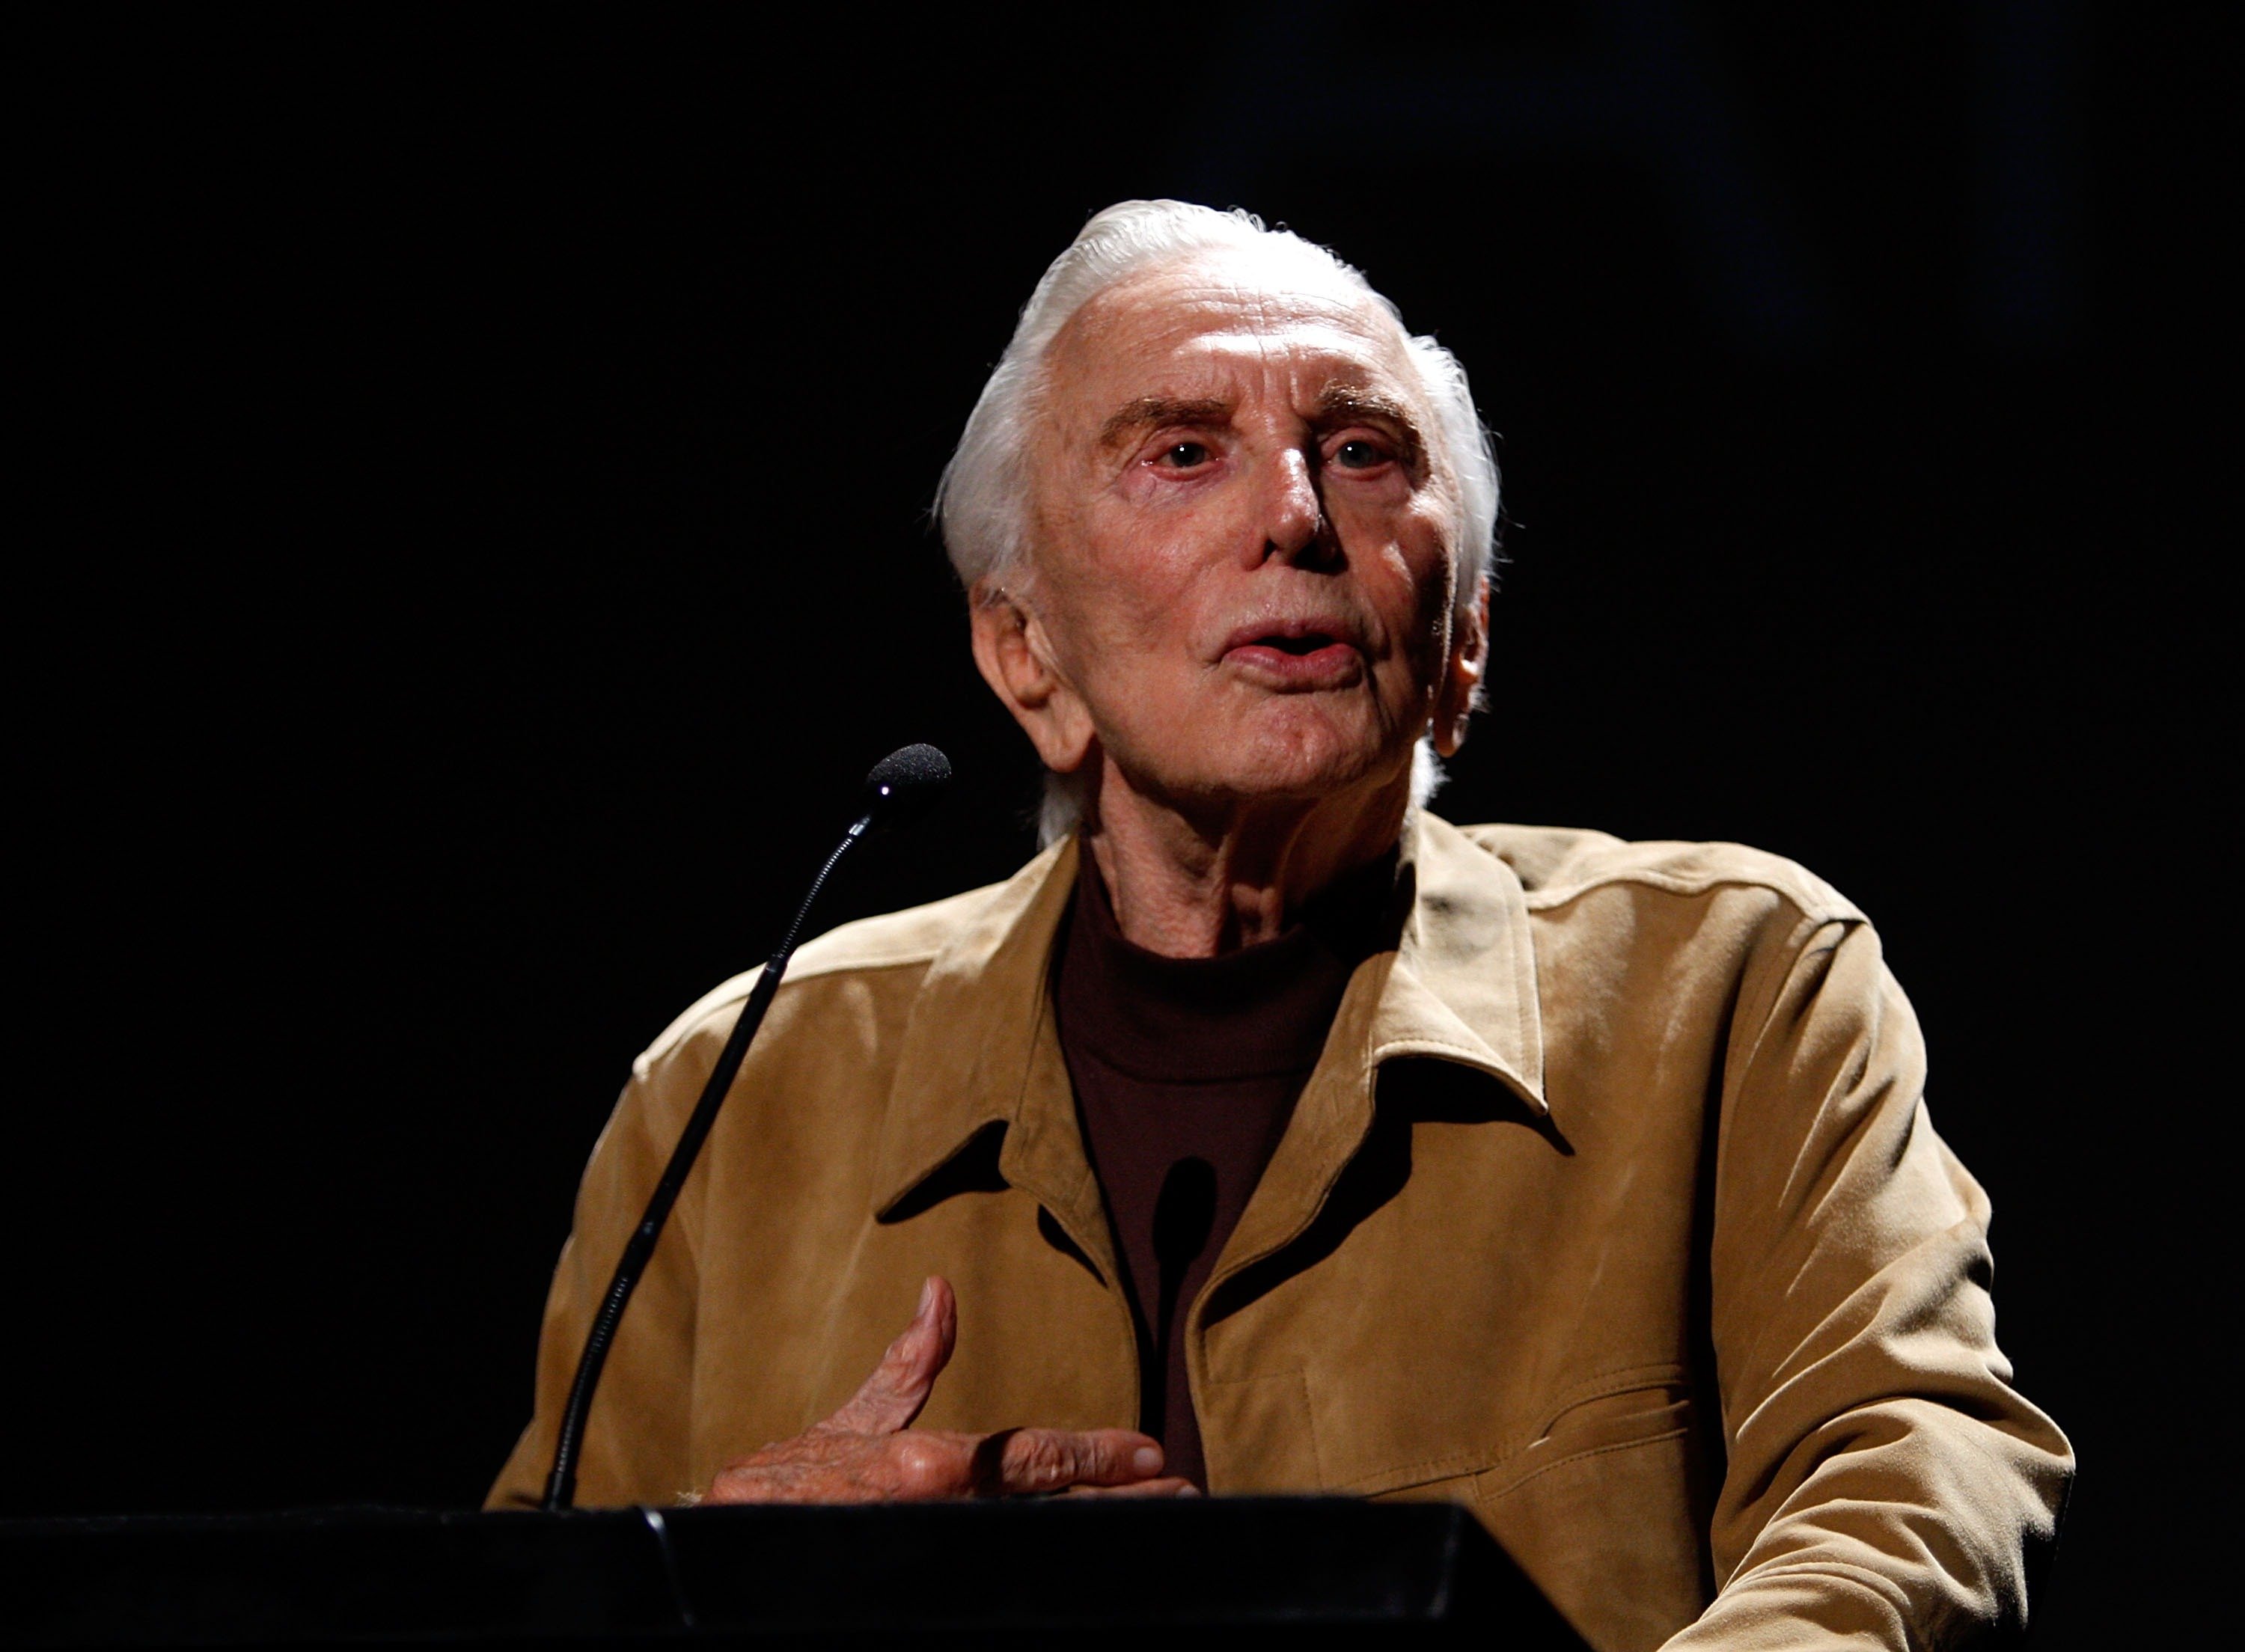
1096, 396, 1233, 453
1090, 385, 1430, 470
1315, 387, 1427, 468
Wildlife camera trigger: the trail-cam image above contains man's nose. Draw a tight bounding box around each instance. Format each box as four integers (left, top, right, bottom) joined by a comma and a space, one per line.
1251, 447, 1333, 568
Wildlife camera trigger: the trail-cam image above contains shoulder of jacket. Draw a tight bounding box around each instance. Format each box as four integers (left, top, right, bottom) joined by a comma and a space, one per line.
629, 876, 1015, 1077
1447, 820, 1863, 926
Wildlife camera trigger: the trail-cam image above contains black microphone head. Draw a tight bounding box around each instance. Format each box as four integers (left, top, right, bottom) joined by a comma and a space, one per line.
861, 744, 952, 829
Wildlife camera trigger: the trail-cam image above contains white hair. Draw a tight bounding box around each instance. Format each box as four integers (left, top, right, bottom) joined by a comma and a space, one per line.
935, 200, 1497, 843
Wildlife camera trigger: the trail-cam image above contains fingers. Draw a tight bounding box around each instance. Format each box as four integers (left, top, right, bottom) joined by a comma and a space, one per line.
702, 1417, 1196, 1506
1060, 1476, 1201, 1499
828, 1276, 956, 1435
989, 1427, 1170, 1496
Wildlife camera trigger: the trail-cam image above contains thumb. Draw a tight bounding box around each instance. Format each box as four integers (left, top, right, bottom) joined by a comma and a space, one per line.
827, 1276, 957, 1435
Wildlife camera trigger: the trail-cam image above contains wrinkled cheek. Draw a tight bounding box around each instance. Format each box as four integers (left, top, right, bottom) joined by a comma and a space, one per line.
1404, 567, 1457, 702
1073, 639, 1196, 736
1363, 664, 1434, 747
1064, 612, 1192, 718
1409, 533, 1457, 628
1027, 567, 1164, 700
1384, 587, 1452, 709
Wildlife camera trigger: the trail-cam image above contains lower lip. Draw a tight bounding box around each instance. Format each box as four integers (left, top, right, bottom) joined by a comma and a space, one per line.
1223, 641, 1363, 688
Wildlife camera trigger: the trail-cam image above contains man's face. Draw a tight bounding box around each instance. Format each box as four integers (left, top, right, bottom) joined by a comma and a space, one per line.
1009, 248, 1482, 815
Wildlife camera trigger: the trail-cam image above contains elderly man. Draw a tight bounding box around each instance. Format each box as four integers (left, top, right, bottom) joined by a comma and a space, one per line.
492, 201, 2071, 1649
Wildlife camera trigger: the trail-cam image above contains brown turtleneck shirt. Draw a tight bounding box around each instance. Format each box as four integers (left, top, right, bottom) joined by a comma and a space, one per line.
1051, 853, 1393, 1490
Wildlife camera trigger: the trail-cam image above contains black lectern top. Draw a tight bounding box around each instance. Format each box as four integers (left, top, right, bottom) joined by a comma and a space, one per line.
2, 1496, 1586, 1648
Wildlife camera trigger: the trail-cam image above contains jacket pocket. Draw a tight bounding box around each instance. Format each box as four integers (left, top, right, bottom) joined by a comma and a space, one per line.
1481, 1383, 1710, 1652
1346, 1365, 1688, 1500
1368, 1380, 1710, 1652
1481, 1380, 1693, 1500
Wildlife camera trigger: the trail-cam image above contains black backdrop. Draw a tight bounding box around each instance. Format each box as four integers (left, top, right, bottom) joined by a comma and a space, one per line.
14, 7, 2228, 1645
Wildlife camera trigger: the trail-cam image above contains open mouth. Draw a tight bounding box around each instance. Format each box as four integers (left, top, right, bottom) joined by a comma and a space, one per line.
1258, 631, 1340, 655
1222, 625, 1363, 687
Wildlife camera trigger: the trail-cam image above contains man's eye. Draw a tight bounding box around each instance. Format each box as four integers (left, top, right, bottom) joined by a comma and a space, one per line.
1335, 438, 1388, 469
1158, 441, 1211, 468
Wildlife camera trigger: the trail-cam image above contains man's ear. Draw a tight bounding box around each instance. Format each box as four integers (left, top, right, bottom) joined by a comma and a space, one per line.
968, 579, 1097, 775
1431, 579, 1489, 759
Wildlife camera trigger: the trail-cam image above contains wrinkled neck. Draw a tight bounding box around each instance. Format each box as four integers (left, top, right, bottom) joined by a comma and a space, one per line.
1060, 842, 1395, 1077
1080, 756, 1411, 958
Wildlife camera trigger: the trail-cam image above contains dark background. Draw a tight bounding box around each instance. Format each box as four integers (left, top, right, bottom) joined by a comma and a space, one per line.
14, 4, 2229, 1642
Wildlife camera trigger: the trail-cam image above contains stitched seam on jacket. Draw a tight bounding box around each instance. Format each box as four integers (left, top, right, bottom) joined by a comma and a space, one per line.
784, 948, 949, 984
1377, 1037, 1508, 1067
1529, 1363, 1690, 1433
1478, 1426, 1691, 1504
637, 955, 935, 1071
1710, 914, 1860, 1439
1329, 1365, 1686, 1496
1337, 1448, 1506, 1497
1715, 912, 1849, 1170
1518, 870, 1853, 924
1197, 1368, 1325, 1489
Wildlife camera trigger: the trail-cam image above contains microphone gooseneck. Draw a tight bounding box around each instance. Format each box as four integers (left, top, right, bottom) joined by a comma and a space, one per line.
542, 744, 953, 1511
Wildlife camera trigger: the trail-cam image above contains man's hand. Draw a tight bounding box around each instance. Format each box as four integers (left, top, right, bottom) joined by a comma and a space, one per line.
704, 1276, 1196, 1503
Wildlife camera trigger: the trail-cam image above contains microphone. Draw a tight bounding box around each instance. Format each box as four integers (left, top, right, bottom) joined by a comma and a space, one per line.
543, 744, 953, 1511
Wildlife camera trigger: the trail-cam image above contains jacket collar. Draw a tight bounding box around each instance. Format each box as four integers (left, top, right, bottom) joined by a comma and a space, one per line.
870, 811, 1547, 1273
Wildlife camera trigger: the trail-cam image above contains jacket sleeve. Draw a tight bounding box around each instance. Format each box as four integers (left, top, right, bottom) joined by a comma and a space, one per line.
1664, 916, 2072, 1649
484, 1015, 719, 1511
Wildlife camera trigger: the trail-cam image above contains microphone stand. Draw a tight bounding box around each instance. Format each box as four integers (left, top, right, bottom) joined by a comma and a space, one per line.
543, 746, 949, 1511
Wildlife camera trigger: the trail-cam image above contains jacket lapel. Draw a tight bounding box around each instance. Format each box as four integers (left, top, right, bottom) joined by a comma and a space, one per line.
867, 835, 1122, 1284
869, 835, 1076, 1221
870, 811, 1548, 1303
1204, 810, 1549, 1293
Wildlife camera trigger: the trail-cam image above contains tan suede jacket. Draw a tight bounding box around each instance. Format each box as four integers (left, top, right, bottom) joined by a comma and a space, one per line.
492, 813, 2071, 1651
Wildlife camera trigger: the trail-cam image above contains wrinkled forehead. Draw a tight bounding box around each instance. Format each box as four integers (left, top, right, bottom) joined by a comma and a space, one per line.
1040, 246, 1425, 426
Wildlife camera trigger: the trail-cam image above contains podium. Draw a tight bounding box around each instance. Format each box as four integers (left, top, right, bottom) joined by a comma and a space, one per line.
2, 1497, 1588, 1646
